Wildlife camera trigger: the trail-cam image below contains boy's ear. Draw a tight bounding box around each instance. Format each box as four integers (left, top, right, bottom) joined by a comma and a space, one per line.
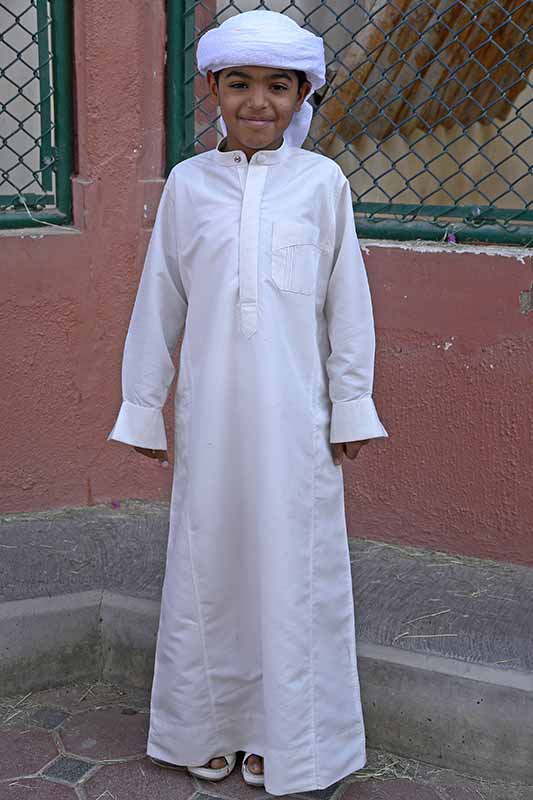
295, 80, 312, 111
206, 69, 219, 100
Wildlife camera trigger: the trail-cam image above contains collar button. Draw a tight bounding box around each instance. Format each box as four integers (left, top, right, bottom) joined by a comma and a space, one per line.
233, 154, 241, 163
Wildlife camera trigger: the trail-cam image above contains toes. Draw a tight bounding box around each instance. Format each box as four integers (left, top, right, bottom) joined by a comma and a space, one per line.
209, 757, 227, 769
246, 755, 264, 774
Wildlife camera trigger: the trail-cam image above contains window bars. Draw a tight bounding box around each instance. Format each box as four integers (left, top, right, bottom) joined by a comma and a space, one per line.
167, 0, 532, 245
0, 0, 73, 229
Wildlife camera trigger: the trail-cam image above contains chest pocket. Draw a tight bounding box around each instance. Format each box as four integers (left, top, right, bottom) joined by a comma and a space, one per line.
271, 221, 329, 296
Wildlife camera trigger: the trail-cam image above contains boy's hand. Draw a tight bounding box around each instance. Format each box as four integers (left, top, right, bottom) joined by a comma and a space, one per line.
133, 447, 169, 468
331, 440, 369, 466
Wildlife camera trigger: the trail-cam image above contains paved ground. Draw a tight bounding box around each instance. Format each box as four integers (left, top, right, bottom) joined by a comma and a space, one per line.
0, 681, 531, 800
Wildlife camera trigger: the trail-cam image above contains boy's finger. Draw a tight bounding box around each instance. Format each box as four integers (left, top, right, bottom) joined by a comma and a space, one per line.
152, 449, 169, 466
134, 446, 156, 458
158, 450, 170, 468
331, 443, 344, 466
345, 440, 369, 460
133, 446, 169, 465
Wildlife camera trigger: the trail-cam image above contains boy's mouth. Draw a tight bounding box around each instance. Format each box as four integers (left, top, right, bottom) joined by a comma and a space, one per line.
240, 117, 274, 127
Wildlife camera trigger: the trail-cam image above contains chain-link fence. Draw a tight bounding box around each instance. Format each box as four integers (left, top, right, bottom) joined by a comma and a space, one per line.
167, 0, 532, 245
0, 0, 72, 228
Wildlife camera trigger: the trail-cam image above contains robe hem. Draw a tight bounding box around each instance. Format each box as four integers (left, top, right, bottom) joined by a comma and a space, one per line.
266, 752, 367, 796
145, 746, 366, 797
147, 721, 366, 796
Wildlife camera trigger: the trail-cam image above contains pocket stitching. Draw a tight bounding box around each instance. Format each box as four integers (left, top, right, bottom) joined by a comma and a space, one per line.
271, 221, 331, 296
271, 242, 320, 295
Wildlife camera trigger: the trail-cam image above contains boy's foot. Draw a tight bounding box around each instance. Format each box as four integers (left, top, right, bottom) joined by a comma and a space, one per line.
150, 753, 237, 780
200, 757, 227, 768
187, 753, 237, 781
242, 752, 265, 786
200, 754, 263, 773
245, 754, 264, 774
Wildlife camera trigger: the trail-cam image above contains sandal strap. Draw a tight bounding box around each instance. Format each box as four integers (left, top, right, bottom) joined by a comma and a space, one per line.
188, 752, 236, 770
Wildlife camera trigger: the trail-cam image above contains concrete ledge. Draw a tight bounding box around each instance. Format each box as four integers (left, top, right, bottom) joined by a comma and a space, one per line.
2, 502, 532, 673
358, 643, 533, 781
0, 590, 102, 695
101, 590, 160, 688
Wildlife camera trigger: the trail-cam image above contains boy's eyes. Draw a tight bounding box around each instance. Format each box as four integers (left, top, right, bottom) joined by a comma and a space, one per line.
228, 82, 289, 92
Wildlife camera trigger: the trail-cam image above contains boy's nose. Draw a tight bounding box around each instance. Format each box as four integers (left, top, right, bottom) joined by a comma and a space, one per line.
247, 89, 269, 109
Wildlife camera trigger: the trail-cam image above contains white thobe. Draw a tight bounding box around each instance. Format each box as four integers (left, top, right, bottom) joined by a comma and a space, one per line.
108, 136, 388, 795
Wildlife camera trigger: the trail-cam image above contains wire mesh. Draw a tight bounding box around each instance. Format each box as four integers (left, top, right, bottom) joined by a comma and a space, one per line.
169, 0, 532, 245
0, 0, 71, 225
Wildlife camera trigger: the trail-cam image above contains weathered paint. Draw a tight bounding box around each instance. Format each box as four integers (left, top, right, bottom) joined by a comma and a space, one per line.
346, 244, 533, 566
1, 0, 171, 510
1, 0, 532, 567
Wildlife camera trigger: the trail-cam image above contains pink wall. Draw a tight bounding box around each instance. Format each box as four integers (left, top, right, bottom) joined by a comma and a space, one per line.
348, 245, 533, 566
1, 0, 169, 508
1, 1, 532, 566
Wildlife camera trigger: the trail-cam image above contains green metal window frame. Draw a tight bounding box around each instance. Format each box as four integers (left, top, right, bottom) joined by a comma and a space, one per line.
165, 0, 531, 247
166, 0, 195, 175
0, 0, 74, 229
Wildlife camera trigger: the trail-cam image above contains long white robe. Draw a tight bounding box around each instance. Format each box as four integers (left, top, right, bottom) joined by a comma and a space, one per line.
108, 136, 388, 795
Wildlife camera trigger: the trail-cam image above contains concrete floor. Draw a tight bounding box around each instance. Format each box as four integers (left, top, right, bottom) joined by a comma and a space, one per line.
0, 681, 531, 800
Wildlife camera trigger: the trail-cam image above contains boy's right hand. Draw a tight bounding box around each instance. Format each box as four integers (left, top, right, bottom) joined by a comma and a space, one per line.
133, 447, 169, 468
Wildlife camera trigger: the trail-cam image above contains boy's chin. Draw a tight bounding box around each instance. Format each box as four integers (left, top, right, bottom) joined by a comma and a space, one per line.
245, 137, 275, 150
237, 129, 284, 151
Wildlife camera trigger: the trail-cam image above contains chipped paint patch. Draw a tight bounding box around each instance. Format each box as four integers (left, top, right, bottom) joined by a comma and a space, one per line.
0, 227, 79, 239
519, 283, 533, 314
361, 239, 532, 263
433, 337, 455, 351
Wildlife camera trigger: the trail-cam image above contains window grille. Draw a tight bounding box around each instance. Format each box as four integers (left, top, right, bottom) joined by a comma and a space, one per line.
166, 0, 532, 245
0, 0, 73, 229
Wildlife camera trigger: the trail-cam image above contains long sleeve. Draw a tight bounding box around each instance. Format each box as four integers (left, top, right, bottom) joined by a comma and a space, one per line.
325, 177, 388, 444
107, 177, 188, 450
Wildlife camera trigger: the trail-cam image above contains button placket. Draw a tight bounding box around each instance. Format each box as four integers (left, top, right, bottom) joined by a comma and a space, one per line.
238, 163, 268, 338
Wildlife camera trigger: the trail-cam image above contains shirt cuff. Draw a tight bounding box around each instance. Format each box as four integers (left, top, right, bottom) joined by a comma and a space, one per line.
330, 396, 388, 443
107, 400, 168, 450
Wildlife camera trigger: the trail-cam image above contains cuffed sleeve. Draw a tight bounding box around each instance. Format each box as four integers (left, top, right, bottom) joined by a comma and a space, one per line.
108, 174, 188, 451
107, 400, 167, 450
330, 396, 388, 444
325, 177, 388, 444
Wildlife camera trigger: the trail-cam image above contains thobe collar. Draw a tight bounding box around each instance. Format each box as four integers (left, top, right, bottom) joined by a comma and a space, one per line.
211, 136, 291, 167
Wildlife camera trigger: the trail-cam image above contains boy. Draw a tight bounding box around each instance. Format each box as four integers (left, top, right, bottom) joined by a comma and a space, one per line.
108, 9, 388, 796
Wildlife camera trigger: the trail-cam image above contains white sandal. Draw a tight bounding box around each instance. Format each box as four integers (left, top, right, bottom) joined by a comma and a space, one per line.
242, 751, 265, 786
186, 752, 237, 781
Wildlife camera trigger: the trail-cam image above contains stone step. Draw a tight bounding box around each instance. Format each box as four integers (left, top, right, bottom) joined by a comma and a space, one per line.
1, 502, 532, 782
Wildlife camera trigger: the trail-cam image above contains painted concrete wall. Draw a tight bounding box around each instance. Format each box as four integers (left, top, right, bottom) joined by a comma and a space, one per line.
1, 0, 532, 567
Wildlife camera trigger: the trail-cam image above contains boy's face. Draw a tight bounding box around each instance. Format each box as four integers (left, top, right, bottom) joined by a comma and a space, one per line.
207, 65, 311, 159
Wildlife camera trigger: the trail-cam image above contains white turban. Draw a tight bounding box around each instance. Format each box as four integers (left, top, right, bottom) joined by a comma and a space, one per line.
196, 9, 326, 147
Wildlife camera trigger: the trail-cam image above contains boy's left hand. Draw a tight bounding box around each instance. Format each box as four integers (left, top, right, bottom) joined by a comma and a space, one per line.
331, 440, 369, 466
133, 446, 169, 467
